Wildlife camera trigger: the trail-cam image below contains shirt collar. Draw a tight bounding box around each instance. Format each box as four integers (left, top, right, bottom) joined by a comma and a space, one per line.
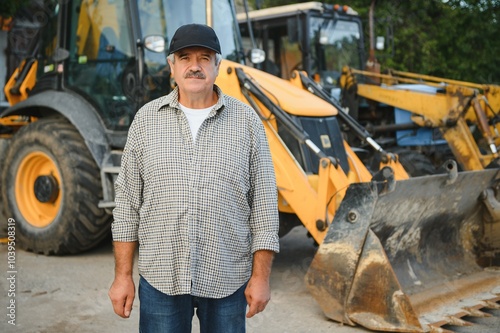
158, 85, 226, 114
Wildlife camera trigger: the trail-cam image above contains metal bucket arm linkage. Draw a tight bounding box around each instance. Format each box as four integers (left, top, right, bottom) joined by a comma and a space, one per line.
290, 70, 409, 179
235, 68, 329, 161
306, 164, 500, 332
233, 67, 352, 243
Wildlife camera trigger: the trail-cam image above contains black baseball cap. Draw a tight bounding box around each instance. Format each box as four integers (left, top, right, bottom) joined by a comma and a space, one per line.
168, 24, 221, 55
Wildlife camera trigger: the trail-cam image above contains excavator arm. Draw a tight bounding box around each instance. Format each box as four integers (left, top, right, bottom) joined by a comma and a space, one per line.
340, 66, 500, 170
233, 66, 353, 243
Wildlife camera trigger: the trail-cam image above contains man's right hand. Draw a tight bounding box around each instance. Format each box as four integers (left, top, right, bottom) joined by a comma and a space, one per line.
109, 276, 136, 318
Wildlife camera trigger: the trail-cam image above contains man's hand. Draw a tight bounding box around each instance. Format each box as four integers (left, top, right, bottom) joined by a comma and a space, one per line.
109, 241, 137, 318
245, 275, 271, 318
109, 275, 135, 318
245, 250, 274, 318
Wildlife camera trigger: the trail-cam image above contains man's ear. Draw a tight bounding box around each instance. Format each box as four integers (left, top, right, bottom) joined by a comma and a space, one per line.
167, 58, 174, 76
215, 60, 221, 77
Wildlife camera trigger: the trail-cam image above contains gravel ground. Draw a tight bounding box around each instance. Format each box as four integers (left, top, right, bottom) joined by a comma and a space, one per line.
0, 225, 499, 333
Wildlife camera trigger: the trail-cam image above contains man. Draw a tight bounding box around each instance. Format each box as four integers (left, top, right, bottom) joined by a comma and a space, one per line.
108, 24, 280, 333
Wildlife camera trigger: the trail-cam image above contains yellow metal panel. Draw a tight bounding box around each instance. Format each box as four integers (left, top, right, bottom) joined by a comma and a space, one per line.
442, 118, 493, 170
357, 84, 450, 124
218, 61, 338, 117
4, 60, 38, 106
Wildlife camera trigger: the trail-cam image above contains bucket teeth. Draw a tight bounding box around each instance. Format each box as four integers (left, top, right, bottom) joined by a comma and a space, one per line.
463, 306, 491, 317
444, 315, 473, 326
429, 326, 456, 333
480, 300, 500, 309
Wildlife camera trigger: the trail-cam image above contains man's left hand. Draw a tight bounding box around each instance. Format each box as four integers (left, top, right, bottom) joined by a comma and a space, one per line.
245, 275, 271, 318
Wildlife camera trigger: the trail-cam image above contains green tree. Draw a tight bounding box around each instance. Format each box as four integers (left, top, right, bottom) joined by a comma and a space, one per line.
369, 0, 499, 83
434, 0, 499, 83
0, 0, 30, 17
247, 0, 500, 84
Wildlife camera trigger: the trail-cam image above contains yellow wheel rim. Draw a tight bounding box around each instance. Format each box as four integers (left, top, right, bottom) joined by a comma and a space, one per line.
15, 151, 62, 227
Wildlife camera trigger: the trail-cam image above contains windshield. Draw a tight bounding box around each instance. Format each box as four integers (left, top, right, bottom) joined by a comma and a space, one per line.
137, 0, 241, 61
211, 0, 241, 62
309, 17, 362, 87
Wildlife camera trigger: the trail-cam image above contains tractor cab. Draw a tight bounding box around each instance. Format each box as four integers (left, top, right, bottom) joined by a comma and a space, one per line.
238, 2, 364, 94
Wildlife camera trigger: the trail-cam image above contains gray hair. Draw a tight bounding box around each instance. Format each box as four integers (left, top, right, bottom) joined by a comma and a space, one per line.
167, 52, 222, 65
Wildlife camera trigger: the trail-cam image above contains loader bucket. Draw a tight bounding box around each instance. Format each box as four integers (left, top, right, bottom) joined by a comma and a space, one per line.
306, 165, 500, 332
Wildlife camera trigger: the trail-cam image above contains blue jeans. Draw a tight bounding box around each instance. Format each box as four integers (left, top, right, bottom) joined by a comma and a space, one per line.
139, 276, 247, 333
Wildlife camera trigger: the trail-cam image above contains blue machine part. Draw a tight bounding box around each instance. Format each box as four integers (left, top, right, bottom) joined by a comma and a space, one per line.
392, 84, 447, 147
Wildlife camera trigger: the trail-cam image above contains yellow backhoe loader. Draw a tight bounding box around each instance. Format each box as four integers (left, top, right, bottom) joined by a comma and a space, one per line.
1, 1, 499, 332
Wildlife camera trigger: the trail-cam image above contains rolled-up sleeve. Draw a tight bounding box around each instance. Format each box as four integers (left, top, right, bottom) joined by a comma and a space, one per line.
248, 116, 280, 254
111, 119, 143, 242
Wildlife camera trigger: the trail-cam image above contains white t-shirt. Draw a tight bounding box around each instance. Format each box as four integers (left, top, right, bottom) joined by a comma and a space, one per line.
179, 103, 213, 141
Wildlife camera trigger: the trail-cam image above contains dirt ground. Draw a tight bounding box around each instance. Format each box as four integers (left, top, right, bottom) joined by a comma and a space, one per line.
1, 226, 499, 333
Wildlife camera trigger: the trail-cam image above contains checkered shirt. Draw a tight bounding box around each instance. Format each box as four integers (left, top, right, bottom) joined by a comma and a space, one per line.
112, 85, 280, 298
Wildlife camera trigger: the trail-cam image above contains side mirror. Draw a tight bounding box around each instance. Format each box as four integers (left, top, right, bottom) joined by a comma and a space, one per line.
376, 36, 385, 51
53, 47, 70, 62
144, 35, 165, 53
319, 30, 329, 45
248, 48, 265, 64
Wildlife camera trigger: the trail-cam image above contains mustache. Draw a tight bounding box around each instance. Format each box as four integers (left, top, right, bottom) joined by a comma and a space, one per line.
185, 71, 206, 79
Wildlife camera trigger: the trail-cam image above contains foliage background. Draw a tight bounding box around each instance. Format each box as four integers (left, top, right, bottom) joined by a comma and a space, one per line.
0, 0, 30, 18
245, 0, 499, 84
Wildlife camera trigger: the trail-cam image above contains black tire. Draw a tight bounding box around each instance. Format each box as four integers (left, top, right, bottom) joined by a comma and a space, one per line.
396, 149, 436, 177
1, 118, 111, 255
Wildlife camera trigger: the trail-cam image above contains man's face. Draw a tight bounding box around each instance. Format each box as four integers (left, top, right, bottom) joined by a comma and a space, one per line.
168, 47, 220, 96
